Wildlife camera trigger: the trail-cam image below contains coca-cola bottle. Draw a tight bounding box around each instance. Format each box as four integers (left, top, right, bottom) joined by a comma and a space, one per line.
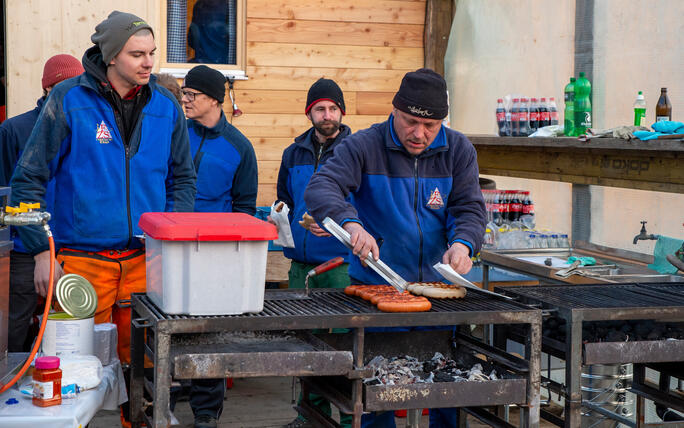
529, 98, 540, 132
492, 190, 505, 226
508, 190, 522, 223
539, 97, 550, 127
519, 98, 531, 137
520, 190, 535, 229
549, 97, 559, 125
510, 98, 520, 137
496, 98, 507, 136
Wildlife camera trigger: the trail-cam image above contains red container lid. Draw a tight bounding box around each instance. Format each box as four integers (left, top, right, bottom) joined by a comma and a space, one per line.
35, 356, 60, 370
139, 212, 278, 241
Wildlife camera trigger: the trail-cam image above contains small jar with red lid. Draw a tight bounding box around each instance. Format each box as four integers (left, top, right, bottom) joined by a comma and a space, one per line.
32, 356, 62, 407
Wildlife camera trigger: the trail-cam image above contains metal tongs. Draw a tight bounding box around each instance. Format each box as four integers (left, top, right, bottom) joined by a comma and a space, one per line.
323, 217, 407, 292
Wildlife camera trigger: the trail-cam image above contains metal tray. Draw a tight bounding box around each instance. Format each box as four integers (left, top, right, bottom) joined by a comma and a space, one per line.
583, 338, 684, 365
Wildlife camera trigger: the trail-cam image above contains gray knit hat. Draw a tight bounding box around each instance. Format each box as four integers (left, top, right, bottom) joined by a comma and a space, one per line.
91, 11, 154, 65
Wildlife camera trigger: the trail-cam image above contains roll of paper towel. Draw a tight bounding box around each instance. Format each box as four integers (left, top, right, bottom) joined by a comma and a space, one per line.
94, 323, 118, 365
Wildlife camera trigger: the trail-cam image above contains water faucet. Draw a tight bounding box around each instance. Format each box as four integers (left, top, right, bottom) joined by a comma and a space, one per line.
633, 221, 658, 245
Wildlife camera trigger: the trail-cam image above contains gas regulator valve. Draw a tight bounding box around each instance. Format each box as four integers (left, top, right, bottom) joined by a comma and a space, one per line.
2, 202, 51, 226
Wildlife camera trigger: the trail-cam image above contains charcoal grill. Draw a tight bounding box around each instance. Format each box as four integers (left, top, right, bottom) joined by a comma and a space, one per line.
495, 283, 684, 428
130, 288, 541, 428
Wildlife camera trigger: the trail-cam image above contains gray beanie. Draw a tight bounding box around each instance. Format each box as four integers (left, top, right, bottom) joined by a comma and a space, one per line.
91, 11, 154, 65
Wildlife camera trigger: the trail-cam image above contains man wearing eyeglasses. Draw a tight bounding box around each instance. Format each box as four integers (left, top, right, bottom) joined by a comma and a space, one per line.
179, 64, 258, 428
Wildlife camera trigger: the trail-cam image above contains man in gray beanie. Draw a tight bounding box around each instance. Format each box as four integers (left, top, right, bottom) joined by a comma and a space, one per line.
9, 10, 196, 427
304, 69, 486, 427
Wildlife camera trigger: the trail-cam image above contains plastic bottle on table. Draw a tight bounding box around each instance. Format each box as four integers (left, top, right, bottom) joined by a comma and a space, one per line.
33, 356, 62, 407
511, 98, 520, 137
550, 234, 560, 248
655, 87, 672, 122
559, 234, 570, 248
564, 78, 576, 135
573, 72, 592, 135
520, 191, 536, 229
528, 233, 538, 249
529, 98, 540, 132
538, 234, 549, 248
492, 190, 505, 226
508, 190, 522, 223
549, 97, 559, 125
519, 98, 532, 136
633, 91, 646, 126
496, 98, 508, 136
539, 97, 550, 128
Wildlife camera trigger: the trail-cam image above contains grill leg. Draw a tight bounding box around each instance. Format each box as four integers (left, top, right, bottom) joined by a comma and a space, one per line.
522, 317, 542, 428
564, 315, 583, 428
351, 328, 365, 428
130, 304, 145, 428
153, 329, 172, 428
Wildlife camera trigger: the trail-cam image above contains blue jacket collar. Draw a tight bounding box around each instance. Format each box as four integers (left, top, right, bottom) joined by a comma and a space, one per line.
189, 111, 230, 138
294, 123, 351, 154
387, 113, 448, 156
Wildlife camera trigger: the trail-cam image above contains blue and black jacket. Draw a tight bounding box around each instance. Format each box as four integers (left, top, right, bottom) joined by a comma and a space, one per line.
304, 115, 486, 284
0, 98, 45, 253
277, 125, 351, 265
10, 46, 197, 254
189, 113, 257, 214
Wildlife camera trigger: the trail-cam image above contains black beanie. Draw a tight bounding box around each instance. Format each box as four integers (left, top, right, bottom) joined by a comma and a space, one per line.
183, 65, 226, 103
392, 68, 448, 120
305, 78, 345, 115
91, 11, 154, 65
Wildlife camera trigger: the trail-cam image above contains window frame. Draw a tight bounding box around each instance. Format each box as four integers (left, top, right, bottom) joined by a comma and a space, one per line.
158, 0, 247, 79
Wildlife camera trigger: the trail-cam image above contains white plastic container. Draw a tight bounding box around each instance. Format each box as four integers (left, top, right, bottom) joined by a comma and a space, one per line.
139, 212, 278, 315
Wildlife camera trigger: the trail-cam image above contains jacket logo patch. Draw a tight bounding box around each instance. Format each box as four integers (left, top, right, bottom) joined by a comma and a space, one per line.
96, 121, 112, 144
427, 187, 444, 209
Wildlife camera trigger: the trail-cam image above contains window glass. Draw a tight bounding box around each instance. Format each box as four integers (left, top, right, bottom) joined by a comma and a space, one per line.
167, 0, 237, 65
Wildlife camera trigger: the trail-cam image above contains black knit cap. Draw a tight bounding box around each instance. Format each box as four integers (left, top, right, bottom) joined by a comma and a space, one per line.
183, 65, 226, 103
392, 68, 448, 119
305, 78, 345, 115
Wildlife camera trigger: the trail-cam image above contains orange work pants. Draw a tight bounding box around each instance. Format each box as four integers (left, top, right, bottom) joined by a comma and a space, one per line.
57, 248, 146, 364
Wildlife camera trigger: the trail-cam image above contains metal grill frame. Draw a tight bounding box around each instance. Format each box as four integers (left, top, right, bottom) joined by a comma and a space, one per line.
495, 283, 684, 428
130, 289, 542, 428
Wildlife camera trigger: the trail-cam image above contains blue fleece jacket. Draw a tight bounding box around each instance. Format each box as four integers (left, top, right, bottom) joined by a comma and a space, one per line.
304, 115, 486, 284
0, 98, 45, 253
277, 125, 351, 264
189, 113, 257, 214
10, 56, 196, 254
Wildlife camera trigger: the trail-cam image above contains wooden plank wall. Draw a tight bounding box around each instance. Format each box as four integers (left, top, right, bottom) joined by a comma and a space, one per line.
230, 0, 426, 205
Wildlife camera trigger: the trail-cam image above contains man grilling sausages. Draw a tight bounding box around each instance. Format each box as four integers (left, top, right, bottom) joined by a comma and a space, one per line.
304, 68, 487, 427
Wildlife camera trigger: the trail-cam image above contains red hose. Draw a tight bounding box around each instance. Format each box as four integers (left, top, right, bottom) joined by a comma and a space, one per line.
0, 233, 55, 394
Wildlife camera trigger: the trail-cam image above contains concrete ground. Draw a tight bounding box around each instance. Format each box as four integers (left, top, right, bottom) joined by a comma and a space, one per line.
89, 376, 558, 427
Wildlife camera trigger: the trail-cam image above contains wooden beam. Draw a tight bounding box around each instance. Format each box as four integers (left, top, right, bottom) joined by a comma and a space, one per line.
424, 0, 454, 75
470, 136, 684, 194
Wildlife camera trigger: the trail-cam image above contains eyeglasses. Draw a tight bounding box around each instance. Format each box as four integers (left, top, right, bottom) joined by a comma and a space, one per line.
181, 90, 202, 101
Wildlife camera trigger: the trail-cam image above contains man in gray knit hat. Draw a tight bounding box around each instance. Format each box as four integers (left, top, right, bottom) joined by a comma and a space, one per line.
9, 10, 196, 427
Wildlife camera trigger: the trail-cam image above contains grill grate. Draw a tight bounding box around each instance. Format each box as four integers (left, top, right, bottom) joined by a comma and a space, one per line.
147, 288, 531, 321
501, 283, 684, 310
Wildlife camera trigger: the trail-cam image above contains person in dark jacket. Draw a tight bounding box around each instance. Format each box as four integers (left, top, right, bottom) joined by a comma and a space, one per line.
304, 68, 487, 428
0, 54, 84, 352
277, 79, 353, 428
177, 64, 257, 428
182, 65, 257, 215
276, 78, 352, 290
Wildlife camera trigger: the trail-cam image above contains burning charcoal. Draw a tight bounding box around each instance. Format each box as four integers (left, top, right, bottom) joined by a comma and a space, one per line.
365, 378, 381, 386
605, 330, 628, 342
646, 331, 660, 341
489, 370, 498, 380
664, 330, 679, 339
433, 371, 453, 383
423, 360, 438, 373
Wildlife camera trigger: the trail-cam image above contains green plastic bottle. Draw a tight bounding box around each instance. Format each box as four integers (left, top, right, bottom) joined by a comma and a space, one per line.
564, 77, 575, 136
633, 91, 646, 126
573, 72, 592, 135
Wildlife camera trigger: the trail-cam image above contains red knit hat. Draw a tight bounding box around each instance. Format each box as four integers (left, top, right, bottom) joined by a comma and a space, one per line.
42, 54, 84, 90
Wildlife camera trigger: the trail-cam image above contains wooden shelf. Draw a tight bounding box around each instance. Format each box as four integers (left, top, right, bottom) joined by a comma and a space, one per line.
469, 135, 684, 193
